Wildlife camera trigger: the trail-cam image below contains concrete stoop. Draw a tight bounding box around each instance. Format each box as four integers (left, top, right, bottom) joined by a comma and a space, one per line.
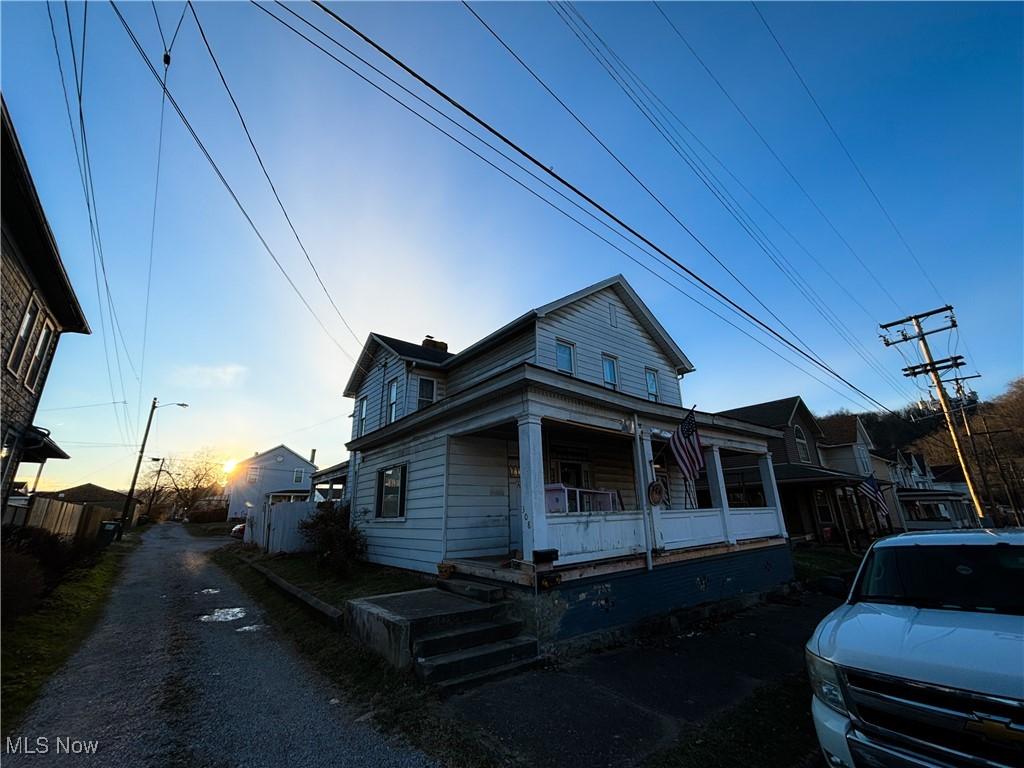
347, 586, 538, 688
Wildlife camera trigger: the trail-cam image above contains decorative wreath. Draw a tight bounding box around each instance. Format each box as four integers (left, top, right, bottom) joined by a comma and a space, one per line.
647, 480, 667, 507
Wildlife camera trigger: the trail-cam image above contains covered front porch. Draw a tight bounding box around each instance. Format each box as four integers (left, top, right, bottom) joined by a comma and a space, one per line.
441, 392, 787, 586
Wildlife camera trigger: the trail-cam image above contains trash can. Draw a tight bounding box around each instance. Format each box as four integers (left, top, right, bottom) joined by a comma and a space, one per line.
97, 521, 121, 549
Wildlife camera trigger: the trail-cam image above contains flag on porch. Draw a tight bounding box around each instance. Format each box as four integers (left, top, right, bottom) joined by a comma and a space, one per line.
857, 477, 889, 516
669, 408, 704, 482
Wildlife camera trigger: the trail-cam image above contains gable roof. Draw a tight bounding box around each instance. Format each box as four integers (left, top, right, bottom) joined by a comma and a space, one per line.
343, 275, 694, 397
234, 444, 316, 469
718, 396, 823, 435
817, 414, 861, 446
36, 483, 138, 505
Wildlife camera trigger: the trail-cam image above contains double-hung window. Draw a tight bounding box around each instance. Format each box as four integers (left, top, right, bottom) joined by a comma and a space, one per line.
376, 464, 407, 519
555, 340, 575, 375
386, 379, 398, 424
8, 298, 40, 376
602, 354, 618, 390
25, 320, 55, 392
246, 466, 260, 483
794, 425, 811, 463
645, 368, 660, 402
293, 468, 304, 484
355, 397, 368, 437
417, 378, 435, 410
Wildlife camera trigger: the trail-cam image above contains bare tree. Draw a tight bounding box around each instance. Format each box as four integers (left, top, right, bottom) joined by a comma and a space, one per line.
162, 449, 226, 516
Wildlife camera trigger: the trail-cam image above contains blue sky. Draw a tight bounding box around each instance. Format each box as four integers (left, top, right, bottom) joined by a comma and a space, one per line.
4, 1, 1021, 491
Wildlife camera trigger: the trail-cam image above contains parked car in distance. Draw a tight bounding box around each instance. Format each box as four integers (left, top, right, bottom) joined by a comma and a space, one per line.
806, 530, 1024, 768
230, 523, 245, 540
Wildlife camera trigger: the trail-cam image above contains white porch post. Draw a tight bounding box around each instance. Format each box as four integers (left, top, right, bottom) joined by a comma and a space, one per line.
518, 414, 548, 561
632, 417, 655, 569
706, 445, 735, 544
758, 452, 788, 539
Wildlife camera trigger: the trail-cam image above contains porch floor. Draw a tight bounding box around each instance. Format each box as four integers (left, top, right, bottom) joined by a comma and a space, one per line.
444, 536, 787, 588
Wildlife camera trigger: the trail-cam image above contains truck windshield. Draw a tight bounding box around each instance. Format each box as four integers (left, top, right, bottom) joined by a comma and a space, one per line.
853, 544, 1024, 615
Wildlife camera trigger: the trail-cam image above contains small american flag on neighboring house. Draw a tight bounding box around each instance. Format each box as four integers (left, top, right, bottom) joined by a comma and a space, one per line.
858, 477, 888, 516
669, 408, 705, 481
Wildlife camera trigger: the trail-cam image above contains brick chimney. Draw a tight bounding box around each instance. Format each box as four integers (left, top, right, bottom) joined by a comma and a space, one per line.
422, 335, 448, 353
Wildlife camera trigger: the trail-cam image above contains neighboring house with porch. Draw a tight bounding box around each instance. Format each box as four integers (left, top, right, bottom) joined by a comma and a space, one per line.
817, 413, 894, 540
881, 450, 976, 529
341, 275, 792, 643
717, 396, 865, 546
1, 98, 91, 506
225, 444, 317, 521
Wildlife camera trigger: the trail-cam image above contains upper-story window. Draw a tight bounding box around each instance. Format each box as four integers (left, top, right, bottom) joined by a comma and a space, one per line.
25, 319, 55, 393
555, 340, 575, 375
645, 368, 659, 402
293, 468, 304, 484
386, 378, 398, 424
608, 303, 618, 328
417, 378, 436, 410
7, 298, 40, 376
602, 354, 618, 390
356, 397, 367, 437
246, 466, 260, 483
794, 425, 811, 463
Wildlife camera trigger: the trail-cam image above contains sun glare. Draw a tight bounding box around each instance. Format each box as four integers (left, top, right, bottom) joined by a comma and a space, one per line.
223, 460, 238, 474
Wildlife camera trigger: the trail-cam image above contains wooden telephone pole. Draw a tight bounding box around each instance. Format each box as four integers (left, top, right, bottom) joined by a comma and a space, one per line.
881, 307, 986, 523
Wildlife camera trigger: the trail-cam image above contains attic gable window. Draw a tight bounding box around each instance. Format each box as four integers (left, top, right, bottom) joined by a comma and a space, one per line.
555, 340, 575, 374
386, 378, 398, 424
609, 303, 618, 328
794, 425, 811, 463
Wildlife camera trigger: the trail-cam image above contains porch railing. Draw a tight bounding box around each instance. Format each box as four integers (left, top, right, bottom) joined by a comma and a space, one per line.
725, 507, 782, 541
546, 510, 646, 565
658, 508, 727, 550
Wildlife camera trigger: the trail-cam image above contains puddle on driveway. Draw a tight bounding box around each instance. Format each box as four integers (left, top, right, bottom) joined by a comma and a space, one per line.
235, 624, 265, 633
199, 588, 221, 595
199, 608, 246, 622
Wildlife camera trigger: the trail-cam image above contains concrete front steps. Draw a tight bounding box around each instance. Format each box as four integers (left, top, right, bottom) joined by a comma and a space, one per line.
413, 579, 537, 690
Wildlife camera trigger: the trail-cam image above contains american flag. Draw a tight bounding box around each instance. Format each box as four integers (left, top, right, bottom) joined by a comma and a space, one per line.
858, 477, 889, 516
669, 408, 705, 482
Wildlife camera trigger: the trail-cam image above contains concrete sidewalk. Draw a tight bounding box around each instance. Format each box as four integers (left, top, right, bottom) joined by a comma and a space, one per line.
442, 593, 839, 768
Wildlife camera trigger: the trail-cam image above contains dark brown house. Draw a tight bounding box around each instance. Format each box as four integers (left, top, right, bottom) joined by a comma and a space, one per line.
1, 98, 90, 505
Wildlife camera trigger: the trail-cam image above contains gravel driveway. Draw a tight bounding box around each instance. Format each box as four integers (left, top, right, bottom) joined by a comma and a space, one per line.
5, 524, 437, 768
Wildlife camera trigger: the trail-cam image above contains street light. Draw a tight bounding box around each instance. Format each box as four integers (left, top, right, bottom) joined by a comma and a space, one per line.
118, 398, 188, 538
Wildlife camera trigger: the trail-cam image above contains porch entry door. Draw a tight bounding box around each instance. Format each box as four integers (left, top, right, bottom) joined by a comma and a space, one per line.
507, 456, 523, 555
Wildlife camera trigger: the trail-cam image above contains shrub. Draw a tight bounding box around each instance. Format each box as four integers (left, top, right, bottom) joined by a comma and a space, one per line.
298, 502, 366, 577
1, 550, 45, 626
186, 505, 228, 524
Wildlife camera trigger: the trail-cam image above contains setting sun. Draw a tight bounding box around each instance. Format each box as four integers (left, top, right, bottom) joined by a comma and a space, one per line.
223, 460, 238, 474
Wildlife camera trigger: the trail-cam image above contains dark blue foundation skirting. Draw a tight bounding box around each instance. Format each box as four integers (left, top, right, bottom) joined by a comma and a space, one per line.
549, 544, 794, 640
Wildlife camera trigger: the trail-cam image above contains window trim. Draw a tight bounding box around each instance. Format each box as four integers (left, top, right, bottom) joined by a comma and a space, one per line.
24, 318, 56, 394
385, 378, 398, 424
7, 296, 41, 377
293, 468, 304, 484
608, 303, 618, 328
794, 425, 811, 463
601, 353, 618, 390
356, 397, 368, 438
555, 339, 575, 375
246, 466, 260, 484
375, 463, 408, 520
645, 367, 660, 402
417, 377, 437, 410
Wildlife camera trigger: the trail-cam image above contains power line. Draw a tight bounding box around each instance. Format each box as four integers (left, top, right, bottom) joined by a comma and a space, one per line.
538, 1, 915, 403
750, 1, 943, 302
251, 1, 877, 410
652, 1, 903, 313
187, 0, 362, 347
308, 0, 896, 413
109, 0, 357, 366
38, 400, 129, 412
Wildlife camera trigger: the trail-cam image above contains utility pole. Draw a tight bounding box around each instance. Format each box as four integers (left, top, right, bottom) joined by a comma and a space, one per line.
949, 376, 995, 513
145, 457, 166, 521
119, 398, 188, 539
881, 307, 985, 523
976, 411, 1021, 519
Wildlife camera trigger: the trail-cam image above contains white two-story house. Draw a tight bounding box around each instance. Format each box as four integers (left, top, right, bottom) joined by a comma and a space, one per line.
226, 444, 317, 524
341, 276, 793, 643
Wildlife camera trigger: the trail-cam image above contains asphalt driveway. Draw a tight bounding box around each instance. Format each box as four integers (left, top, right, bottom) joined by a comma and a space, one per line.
4, 524, 436, 768
443, 592, 840, 768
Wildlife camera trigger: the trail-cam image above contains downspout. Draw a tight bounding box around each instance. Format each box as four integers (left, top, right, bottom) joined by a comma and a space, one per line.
633, 414, 654, 571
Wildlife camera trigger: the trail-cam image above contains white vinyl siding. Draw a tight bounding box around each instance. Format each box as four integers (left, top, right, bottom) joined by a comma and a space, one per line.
535, 287, 682, 406
445, 327, 535, 396
445, 436, 510, 558
350, 347, 406, 439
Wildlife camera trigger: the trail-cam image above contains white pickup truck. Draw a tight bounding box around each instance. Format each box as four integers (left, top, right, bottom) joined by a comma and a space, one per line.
806, 530, 1024, 768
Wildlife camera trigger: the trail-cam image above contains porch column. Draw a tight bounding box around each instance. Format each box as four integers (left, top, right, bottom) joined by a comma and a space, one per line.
706, 445, 735, 544
518, 414, 548, 561
758, 452, 788, 539
638, 427, 663, 551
